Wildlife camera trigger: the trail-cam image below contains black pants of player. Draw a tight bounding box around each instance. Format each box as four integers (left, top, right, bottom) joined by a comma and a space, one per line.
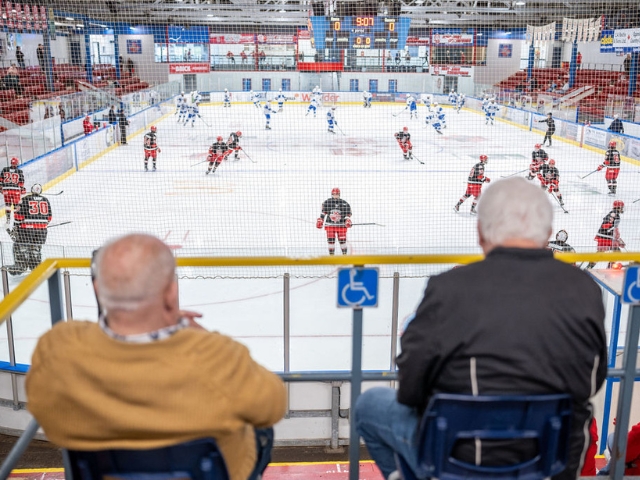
543, 132, 553, 146
119, 126, 127, 145
11, 228, 47, 274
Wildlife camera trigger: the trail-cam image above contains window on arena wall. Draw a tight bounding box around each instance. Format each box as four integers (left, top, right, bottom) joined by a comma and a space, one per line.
167, 43, 209, 63
431, 46, 485, 66
262, 79, 272, 91
282, 79, 291, 91
389, 79, 398, 93
350, 79, 359, 92
369, 79, 378, 92
154, 44, 168, 63
242, 78, 252, 91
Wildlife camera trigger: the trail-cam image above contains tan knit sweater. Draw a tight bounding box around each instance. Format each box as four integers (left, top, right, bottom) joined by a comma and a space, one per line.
25, 321, 287, 480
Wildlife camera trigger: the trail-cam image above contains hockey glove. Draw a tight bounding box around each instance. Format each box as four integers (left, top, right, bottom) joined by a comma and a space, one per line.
597, 165, 603, 171
316, 218, 324, 229
345, 218, 352, 228
20, 187, 25, 195
157, 148, 161, 153
484, 177, 491, 183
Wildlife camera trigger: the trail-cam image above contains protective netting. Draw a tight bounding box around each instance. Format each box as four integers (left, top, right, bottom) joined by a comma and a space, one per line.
0, 1, 636, 278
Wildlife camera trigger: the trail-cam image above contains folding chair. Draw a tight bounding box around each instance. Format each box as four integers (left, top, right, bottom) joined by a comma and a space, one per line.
64, 437, 230, 480
396, 393, 573, 480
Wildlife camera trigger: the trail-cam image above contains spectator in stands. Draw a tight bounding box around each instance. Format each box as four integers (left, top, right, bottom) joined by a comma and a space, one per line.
107, 105, 117, 125
36, 44, 45, 71
117, 107, 129, 145
3, 66, 22, 96
15, 46, 25, 69
460, 51, 466, 65
227, 51, 235, 65
395, 51, 401, 65
83, 115, 94, 135
547, 81, 557, 93
560, 81, 570, 93
577, 51, 582, 69
259, 50, 266, 64
530, 77, 538, 91
241, 50, 248, 64
597, 419, 640, 476
609, 114, 625, 133
405, 51, 411, 65
355, 177, 606, 480
58, 103, 65, 122
624, 53, 631, 74
126, 58, 134, 75
25, 233, 287, 480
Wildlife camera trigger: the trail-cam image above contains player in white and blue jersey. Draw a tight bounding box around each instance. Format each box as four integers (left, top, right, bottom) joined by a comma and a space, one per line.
433, 102, 446, 129
306, 97, 319, 117
185, 104, 199, 127
175, 92, 186, 116
485, 99, 499, 125
250, 90, 261, 109
178, 101, 189, 123
327, 107, 338, 133
363, 90, 372, 108
223, 89, 231, 108
456, 93, 466, 113
275, 89, 287, 112
191, 91, 202, 106
448, 90, 457, 105
425, 109, 443, 135
264, 101, 275, 129
407, 95, 417, 119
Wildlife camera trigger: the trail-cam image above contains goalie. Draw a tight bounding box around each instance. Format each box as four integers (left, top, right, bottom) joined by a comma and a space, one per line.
6, 184, 52, 275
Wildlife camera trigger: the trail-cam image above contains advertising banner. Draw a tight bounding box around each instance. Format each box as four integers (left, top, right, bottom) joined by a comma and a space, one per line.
584, 126, 608, 148
613, 28, 640, 52
256, 34, 296, 44
431, 34, 473, 46
169, 63, 210, 74
600, 30, 614, 53
209, 33, 255, 44
429, 65, 472, 76
406, 36, 430, 46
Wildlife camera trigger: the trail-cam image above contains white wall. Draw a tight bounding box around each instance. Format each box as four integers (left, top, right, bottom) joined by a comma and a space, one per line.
568, 41, 625, 70
117, 34, 168, 85
474, 39, 524, 86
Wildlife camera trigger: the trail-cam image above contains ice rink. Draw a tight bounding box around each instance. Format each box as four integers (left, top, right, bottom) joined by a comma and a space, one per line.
1, 99, 637, 371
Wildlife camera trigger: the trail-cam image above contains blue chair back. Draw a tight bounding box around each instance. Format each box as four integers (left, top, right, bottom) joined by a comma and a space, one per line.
400, 393, 573, 480
64, 437, 230, 480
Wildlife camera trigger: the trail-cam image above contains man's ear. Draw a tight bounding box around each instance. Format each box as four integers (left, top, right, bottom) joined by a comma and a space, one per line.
164, 279, 179, 312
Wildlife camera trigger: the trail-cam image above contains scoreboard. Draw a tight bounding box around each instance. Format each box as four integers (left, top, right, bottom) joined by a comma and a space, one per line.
310, 16, 410, 51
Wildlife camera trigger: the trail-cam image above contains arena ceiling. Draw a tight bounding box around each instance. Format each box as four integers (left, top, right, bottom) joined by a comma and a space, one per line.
48, 0, 639, 29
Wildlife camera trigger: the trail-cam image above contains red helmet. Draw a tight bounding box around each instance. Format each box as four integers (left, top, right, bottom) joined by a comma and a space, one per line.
217, 136, 223, 142
331, 187, 340, 196
150, 125, 157, 132
403, 126, 408, 132
548, 159, 556, 166
479, 154, 488, 163
534, 143, 541, 150
236, 131, 242, 137
613, 200, 625, 210
609, 140, 616, 148
10, 157, 18, 167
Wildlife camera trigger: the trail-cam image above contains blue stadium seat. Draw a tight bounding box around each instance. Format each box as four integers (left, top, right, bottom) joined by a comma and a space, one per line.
63, 437, 230, 480
396, 393, 573, 480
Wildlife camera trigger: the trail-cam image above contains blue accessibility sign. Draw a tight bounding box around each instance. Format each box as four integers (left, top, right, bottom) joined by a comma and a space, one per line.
622, 265, 640, 304
337, 268, 379, 308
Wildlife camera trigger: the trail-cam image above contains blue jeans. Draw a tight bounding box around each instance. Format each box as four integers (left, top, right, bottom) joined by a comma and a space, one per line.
248, 427, 274, 480
355, 387, 425, 479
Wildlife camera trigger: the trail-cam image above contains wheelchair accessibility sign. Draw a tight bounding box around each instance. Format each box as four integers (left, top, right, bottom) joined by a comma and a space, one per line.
622, 265, 640, 304
337, 268, 379, 308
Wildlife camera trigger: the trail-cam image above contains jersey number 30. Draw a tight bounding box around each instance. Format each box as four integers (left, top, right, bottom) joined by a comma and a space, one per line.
28, 200, 49, 215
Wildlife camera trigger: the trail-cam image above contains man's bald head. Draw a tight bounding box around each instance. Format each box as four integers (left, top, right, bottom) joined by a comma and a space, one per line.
94, 234, 176, 313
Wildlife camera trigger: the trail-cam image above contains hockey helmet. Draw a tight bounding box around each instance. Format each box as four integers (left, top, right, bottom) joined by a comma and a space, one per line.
403, 126, 408, 132
556, 230, 568, 242
331, 187, 340, 196
10, 157, 18, 167
150, 125, 157, 133
331, 106, 336, 110
609, 140, 617, 148
217, 136, 223, 142
479, 154, 488, 163
181, 91, 185, 95
547, 112, 553, 116
614, 114, 619, 119
613, 200, 625, 211
224, 88, 228, 92
31, 184, 42, 195
548, 159, 556, 166
433, 102, 439, 107
534, 143, 541, 150
236, 131, 242, 137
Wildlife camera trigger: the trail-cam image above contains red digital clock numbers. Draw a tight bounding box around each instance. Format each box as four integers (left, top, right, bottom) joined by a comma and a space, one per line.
355, 17, 374, 27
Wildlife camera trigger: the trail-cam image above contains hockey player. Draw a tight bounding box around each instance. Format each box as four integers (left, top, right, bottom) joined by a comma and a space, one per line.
481, 94, 490, 111
456, 93, 465, 113
316, 187, 352, 255
363, 90, 372, 108
538, 112, 555, 146
448, 89, 457, 105
406, 95, 417, 119
527, 144, 549, 180
537, 159, 565, 209
223, 88, 231, 108
596, 140, 621, 195
454, 155, 490, 214
184, 103, 200, 127
177, 100, 189, 123
251, 90, 261, 109
143, 125, 161, 171
327, 107, 338, 134
312, 85, 322, 103
306, 97, 319, 117
6, 184, 51, 275
206, 136, 228, 175
547, 230, 575, 253
225, 131, 242, 161
485, 98, 499, 125
264, 101, 275, 129
394, 126, 413, 160
433, 102, 446, 128
175, 91, 186, 116
275, 89, 287, 112
0, 157, 25, 226
425, 108, 443, 135
191, 91, 202, 106
587, 200, 625, 268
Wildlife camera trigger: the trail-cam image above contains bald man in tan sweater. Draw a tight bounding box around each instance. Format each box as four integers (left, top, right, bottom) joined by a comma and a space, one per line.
26, 233, 287, 480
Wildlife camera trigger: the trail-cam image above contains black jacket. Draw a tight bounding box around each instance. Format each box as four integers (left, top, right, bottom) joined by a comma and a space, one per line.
608, 118, 624, 133
397, 247, 606, 479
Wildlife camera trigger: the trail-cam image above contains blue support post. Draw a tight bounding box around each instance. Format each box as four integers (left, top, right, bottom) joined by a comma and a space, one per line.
114, 29, 121, 80
628, 52, 638, 97
84, 28, 93, 84
42, 32, 54, 92
349, 307, 363, 480
527, 43, 535, 81
568, 41, 577, 88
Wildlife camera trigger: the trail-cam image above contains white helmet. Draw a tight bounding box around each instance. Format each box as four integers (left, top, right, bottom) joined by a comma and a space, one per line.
556, 230, 568, 243
31, 184, 42, 195
181, 91, 184, 95
279, 88, 282, 92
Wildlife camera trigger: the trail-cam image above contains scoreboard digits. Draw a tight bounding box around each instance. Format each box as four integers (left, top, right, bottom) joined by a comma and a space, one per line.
324, 16, 404, 49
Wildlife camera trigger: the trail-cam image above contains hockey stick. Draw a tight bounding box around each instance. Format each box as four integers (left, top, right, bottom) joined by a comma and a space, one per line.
336, 124, 346, 136
47, 190, 64, 196
633, 198, 640, 203
190, 159, 210, 167
578, 168, 600, 180
500, 169, 528, 178
551, 192, 569, 214
240, 148, 256, 164
48, 221, 72, 228
392, 107, 407, 117
197, 115, 210, 127
411, 153, 424, 165
352, 223, 386, 227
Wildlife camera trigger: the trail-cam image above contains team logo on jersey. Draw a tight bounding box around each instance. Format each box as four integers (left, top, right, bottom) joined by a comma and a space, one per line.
329, 210, 342, 222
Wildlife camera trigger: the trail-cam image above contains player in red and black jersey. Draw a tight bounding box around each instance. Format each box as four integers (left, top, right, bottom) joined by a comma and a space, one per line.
143, 126, 161, 171
225, 131, 242, 161
0, 157, 25, 226
527, 144, 549, 180
394, 127, 413, 160
316, 187, 352, 255
537, 159, 565, 208
597, 140, 621, 195
206, 136, 229, 175
454, 155, 490, 215
587, 200, 625, 269
7, 184, 52, 275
